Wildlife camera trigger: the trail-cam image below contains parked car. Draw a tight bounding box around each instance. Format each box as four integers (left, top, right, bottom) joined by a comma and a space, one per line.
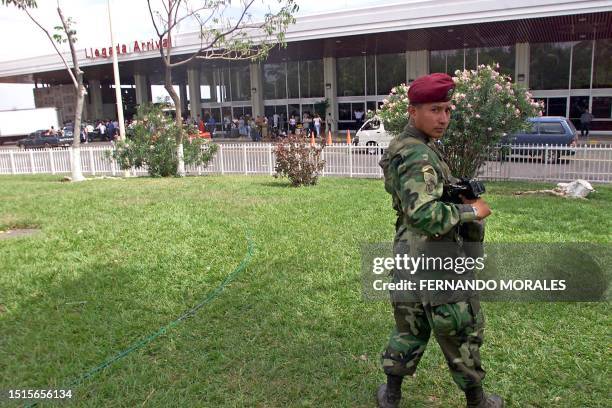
353, 116, 393, 153
16, 129, 73, 149
500, 116, 577, 163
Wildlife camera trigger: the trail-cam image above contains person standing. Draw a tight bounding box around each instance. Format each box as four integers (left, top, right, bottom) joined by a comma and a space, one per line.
377, 73, 502, 408
580, 109, 593, 137
313, 114, 322, 137
107, 120, 115, 141
206, 115, 216, 136
96, 121, 106, 141
354, 107, 364, 128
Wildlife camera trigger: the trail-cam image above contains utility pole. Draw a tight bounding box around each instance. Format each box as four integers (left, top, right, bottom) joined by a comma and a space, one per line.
107, 0, 126, 141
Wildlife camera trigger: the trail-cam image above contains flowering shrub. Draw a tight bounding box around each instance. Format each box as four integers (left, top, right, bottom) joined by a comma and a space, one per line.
374, 83, 411, 134
375, 64, 544, 177
274, 135, 325, 186
107, 104, 218, 177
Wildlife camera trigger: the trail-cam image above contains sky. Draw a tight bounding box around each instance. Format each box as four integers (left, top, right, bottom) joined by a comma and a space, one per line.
0, 0, 401, 110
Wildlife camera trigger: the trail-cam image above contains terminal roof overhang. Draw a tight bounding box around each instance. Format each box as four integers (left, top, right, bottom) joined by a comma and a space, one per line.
0, 0, 611, 85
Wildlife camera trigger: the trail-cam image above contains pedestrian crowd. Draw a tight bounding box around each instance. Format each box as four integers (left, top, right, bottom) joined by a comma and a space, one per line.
184, 110, 327, 142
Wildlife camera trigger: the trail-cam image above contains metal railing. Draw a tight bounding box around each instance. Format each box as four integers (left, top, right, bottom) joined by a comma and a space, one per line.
0, 143, 611, 183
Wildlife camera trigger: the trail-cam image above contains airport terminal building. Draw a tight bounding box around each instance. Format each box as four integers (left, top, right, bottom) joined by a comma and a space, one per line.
0, 0, 610, 132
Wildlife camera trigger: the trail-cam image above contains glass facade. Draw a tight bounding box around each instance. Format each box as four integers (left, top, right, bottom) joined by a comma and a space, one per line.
570, 96, 590, 120
377, 53, 406, 95
263, 63, 286, 100
287, 61, 300, 99
477, 46, 514, 76
429, 46, 513, 76
366, 55, 376, 96
337, 56, 365, 96
592, 97, 611, 119
198, 63, 252, 124
187, 41, 609, 131
593, 39, 612, 89
299, 59, 324, 98
530, 42, 571, 90
447, 49, 465, 74
263, 59, 325, 100
571, 41, 592, 89
528, 40, 611, 129
230, 63, 251, 101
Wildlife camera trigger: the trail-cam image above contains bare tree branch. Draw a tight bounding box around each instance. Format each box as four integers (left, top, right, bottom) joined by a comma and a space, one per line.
15, 2, 79, 88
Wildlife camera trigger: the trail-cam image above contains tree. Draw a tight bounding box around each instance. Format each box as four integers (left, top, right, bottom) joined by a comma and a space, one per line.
3, 0, 86, 181
146, 0, 298, 176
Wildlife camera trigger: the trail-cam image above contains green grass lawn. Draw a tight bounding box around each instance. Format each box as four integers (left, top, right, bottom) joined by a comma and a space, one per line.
0, 175, 610, 407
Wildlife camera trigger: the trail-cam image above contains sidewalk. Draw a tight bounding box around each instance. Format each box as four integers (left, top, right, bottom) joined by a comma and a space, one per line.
211, 131, 354, 144
577, 133, 612, 145
210, 131, 612, 145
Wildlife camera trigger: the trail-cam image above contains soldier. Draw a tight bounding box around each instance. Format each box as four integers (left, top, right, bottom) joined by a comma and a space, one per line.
377, 73, 503, 408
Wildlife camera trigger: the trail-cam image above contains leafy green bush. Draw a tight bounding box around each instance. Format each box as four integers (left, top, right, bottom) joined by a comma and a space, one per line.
107, 104, 218, 177
274, 135, 325, 186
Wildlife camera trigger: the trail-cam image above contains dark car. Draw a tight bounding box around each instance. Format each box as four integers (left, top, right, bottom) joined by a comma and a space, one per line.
16, 129, 73, 149
500, 117, 577, 163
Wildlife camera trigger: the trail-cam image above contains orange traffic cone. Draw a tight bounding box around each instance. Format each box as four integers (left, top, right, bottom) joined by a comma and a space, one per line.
327, 129, 333, 146
310, 132, 315, 146
346, 129, 352, 145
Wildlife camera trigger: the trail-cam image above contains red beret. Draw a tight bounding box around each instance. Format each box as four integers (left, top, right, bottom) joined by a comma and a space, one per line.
408, 73, 455, 104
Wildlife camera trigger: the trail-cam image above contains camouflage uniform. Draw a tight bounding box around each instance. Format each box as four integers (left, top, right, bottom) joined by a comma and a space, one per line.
379, 123, 487, 391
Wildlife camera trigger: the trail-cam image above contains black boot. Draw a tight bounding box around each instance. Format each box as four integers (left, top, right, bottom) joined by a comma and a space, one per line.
465, 386, 504, 408
376, 375, 403, 408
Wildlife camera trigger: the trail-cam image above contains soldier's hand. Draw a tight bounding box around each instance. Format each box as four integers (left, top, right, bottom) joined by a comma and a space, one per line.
461, 196, 492, 220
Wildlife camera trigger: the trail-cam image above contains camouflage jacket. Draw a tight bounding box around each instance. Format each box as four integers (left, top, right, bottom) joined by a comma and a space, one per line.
379, 124, 477, 242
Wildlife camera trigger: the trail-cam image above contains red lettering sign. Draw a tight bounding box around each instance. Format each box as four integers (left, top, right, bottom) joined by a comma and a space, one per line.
85, 38, 171, 59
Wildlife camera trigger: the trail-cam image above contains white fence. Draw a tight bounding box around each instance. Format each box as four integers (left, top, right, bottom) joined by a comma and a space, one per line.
0, 143, 611, 183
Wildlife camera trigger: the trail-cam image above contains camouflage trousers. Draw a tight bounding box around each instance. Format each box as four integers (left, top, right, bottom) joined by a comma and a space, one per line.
381, 298, 486, 391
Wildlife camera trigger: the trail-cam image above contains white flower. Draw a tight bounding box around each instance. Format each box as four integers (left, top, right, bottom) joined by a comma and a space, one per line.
487, 127, 492, 131
451, 104, 456, 110
495, 63, 500, 69
391, 87, 397, 94
475, 113, 481, 118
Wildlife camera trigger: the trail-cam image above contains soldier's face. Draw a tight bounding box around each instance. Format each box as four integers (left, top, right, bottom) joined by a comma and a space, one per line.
409, 102, 452, 140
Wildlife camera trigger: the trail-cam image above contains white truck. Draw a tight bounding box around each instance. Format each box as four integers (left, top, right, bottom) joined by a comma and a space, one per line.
0, 107, 61, 145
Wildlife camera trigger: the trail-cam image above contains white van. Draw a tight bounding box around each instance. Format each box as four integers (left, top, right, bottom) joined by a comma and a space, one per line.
354, 117, 393, 152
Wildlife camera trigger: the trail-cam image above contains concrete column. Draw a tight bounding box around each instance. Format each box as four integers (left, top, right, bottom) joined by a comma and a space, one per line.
406, 50, 430, 83
515, 43, 530, 88
249, 62, 264, 118
88, 79, 103, 120
323, 57, 338, 133
134, 73, 151, 105
187, 67, 201, 119
179, 82, 188, 119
